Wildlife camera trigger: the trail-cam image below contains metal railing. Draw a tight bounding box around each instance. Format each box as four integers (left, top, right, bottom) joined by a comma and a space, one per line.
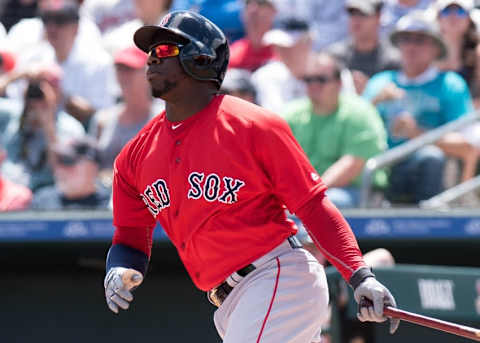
419, 175, 480, 209
359, 111, 480, 208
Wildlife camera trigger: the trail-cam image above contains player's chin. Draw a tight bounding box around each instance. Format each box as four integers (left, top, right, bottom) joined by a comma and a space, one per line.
150, 81, 177, 98
151, 87, 167, 99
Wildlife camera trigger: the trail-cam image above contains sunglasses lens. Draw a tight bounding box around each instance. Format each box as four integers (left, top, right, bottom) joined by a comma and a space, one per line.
397, 34, 428, 45
441, 6, 468, 17
57, 154, 77, 166
152, 44, 180, 58
303, 75, 329, 84
347, 8, 367, 17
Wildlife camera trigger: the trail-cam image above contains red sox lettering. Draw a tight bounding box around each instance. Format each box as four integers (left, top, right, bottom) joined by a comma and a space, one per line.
188, 172, 245, 204
141, 172, 246, 217
141, 179, 171, 217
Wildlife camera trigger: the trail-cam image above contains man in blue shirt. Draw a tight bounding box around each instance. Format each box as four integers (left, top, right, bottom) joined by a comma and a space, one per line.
363, 10, 477, 204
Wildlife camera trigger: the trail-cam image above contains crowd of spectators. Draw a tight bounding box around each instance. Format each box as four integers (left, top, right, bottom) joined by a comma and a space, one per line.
0, 0, 480, 212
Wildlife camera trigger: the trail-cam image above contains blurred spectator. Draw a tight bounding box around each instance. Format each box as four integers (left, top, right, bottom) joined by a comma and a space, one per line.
363, 11, 477, 204
282, 53, 387, 208
2, 0, 116, 129
170, 0, 244, 42
31, 136, 110, 210
0, 142, 33, 212
102, 0, 172, 55
89, 46, 160, 186
220, 68, 257, 103
251, 18, 311, 113
4, 0, 103, 59
434, 0, 480, 105
0, 0, 38, 32
1, 63, 85, 192
39, 0, 116, 128
380, 0, 434, 36
328, 0, 401, 94
228, 0, 277, 72
80, 0, 136, 34
272, 0, 350, 50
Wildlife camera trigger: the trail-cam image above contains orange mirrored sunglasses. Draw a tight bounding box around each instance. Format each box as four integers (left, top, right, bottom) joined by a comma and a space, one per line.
149, 44, 181, 59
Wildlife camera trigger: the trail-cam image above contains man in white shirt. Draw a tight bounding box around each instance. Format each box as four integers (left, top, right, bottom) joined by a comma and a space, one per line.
251, 18, 310, 114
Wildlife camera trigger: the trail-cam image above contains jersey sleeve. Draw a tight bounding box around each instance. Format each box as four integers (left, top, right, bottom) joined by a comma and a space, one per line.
111, 143, 156, 256
296, 192, 366, 281
252, 114, 327, 213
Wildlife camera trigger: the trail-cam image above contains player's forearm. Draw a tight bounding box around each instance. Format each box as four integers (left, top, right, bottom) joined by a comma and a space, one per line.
295, 193, 366, 281
112, 225, 155, 258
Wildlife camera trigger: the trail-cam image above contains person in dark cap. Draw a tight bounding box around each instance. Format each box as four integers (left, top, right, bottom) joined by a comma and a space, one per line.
328, 0, 401, 94
31, 136, 111, 210
38, 0, 81, 24
363, 10, 478, 204
102, 9, 399, 343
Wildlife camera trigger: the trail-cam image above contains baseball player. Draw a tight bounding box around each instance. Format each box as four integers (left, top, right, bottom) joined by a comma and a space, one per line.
104, 10, 400, 343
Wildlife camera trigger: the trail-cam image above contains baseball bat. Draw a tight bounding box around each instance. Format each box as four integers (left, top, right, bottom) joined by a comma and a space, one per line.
384, 306, 480, 341
360, 298, 480, 341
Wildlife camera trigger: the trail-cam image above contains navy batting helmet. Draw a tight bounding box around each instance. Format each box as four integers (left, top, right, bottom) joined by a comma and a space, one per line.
134, 10, 230, 88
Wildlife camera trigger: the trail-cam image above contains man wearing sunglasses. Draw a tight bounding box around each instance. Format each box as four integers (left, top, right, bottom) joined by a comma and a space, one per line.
283, 52, 387, 209
103, 10, 399, 343
31, 136, 110, 210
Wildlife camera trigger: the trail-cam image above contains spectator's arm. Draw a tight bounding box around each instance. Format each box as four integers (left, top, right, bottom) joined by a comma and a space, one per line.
321, 155, 365, 188
65, 94, 96, 125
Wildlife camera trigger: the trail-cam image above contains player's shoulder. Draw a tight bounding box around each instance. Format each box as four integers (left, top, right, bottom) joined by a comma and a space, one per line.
218, 95, 289, 130
115, 111, 165, 162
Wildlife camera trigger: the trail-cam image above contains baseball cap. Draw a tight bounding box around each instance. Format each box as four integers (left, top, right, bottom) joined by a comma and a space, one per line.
390, 10, 447, 59
262, 18, 310, 47
0, 51, 16, 73
436, 0, 474, 11
346, 0, 383, 15
245, 0, 276, 7
53, 136, 100, 166
114, 46, 148, 69
38, 0, 80, 23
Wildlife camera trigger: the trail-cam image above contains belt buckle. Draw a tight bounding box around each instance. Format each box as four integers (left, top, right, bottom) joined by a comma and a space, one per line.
207, 287, 223, 307
207, 282, 232, 307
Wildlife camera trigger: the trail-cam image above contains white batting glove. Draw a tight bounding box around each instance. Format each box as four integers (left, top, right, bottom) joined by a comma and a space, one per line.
354, 277, 400, 334
104, 267, 143, 314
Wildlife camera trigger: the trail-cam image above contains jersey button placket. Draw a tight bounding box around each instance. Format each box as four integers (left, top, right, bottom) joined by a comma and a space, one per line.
174, 139, 181, 164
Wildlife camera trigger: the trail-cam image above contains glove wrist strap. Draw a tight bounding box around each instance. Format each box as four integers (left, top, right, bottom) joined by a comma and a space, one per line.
349, 266, 375, 290
106, 243, 149, 276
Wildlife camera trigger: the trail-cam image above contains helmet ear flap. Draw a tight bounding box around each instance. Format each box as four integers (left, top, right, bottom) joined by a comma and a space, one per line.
193, 55, 214, 66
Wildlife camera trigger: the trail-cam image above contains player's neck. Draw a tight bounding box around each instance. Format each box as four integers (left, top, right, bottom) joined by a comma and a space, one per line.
165, 89, 217, 122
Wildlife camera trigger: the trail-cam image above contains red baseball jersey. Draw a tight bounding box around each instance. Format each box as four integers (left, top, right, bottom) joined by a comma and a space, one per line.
112, 95, 327, 291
